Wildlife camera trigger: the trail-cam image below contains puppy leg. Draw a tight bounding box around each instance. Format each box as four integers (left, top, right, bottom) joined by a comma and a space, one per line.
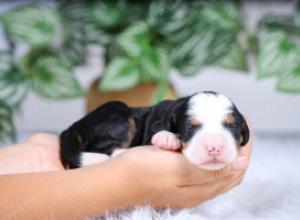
151, 130, 181, 151
80, 152, 110, 167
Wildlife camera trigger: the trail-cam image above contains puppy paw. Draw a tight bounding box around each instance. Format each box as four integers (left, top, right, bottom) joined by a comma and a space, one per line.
151, 130, 181, 151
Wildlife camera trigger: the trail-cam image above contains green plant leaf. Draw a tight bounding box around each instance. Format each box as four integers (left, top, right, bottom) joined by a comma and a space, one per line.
140, 47, 170, 83
215, 40, 248, 71
60, 22, 88, 66
60, 20, 111, 66
0, 101, 15, 142
0, 52, 11, 73
171, 27, 216, 76
117, 22, 149, 58
205, 32, 236, 64
160, 5, 199, 44
147, 0, 187, 32
60, 40, 86, 66
83, 23, 112, 45
0, 52, 28, 106
99, 57, 140, 91
151, 2, 191, 44
277, 65, 300, 93
0, 69, 28, 107
90, 1, 123, 29
150, 82, 169, 105
200, 1, 241, 31
1, 5, 60, 47
31, 56, 84, 99
295, 11, 300, 28
258, 13, 298, 34
105, 43, 124, 64
59, 1, 89, 22
257, 31, 300, 78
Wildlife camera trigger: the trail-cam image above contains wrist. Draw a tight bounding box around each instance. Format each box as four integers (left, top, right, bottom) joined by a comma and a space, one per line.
110, 154, 155, 207
102, 157, 146, 207
71, 159, 142, 217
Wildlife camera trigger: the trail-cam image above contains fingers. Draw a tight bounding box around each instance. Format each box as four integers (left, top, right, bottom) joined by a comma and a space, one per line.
179, 169, 244, 206
179, 151, 249, 186
179, 162, 238, 186
239, 136, 252, 159
213, 172, 244, 196
231, 156, 248, 171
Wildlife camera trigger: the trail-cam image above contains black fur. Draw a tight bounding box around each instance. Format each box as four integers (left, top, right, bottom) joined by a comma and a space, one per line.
60, 98, 190, 168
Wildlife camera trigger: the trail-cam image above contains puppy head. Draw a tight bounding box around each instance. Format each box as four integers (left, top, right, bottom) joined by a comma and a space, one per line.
179, 91, 249, 170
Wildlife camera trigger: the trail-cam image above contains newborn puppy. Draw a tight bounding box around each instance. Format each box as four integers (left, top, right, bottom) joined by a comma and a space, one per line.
60, 91, 249, 170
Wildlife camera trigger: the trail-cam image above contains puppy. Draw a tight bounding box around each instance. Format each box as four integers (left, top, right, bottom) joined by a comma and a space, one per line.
60, 91, 249, 170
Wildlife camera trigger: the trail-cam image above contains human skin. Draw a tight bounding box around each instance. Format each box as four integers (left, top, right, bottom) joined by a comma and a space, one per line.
0, 130, 252, 219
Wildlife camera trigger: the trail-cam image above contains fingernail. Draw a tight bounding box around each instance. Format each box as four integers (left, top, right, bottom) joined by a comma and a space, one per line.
232, 156, 248, 171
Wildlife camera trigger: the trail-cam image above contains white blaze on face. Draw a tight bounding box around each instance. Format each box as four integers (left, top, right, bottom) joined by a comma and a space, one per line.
182, 92, 238, 170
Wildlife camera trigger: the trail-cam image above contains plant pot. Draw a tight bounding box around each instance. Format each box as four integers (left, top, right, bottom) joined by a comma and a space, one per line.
86, 78, 177, 112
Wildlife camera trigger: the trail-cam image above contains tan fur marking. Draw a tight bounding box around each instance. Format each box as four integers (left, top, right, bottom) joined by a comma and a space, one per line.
181, 142, 188, 149
224, 114, 235, 125
239, 136, 244, 146
123, 117, 136, 148
189, 117, 202, 126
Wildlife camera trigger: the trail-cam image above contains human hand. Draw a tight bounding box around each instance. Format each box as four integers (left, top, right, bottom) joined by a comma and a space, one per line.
0, 133, 64, 174
0, 121, 252, 219
112, 130, 252, 208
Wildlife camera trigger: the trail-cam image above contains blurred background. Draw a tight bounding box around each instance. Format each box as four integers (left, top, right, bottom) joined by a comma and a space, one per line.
0, 0, 300, 145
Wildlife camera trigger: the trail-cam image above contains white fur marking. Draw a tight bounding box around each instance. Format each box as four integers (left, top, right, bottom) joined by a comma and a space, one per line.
188, 93, 232, 125
80, 152, 109, 166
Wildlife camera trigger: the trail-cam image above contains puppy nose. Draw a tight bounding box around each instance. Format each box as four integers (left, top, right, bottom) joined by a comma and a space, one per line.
202, 133, 226, 156
205, 145, 224, 156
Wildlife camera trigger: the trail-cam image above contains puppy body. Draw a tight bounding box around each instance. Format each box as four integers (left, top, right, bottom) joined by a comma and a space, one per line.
60, 92, 249, 169
60, 98, 187, 168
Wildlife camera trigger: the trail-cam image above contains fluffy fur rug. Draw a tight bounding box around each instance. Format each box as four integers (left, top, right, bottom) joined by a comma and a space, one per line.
100, 135, 300, 220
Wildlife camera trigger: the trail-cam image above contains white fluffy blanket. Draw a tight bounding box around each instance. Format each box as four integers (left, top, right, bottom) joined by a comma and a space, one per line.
101, 135, 300, 220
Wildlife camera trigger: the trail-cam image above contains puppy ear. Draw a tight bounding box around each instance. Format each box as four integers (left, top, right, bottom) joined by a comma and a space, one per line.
170, 97, 190, 133
239, 116, 250, 146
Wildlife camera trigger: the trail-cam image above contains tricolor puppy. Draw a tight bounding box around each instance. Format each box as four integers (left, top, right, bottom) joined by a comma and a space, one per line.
60, 91, 249, 170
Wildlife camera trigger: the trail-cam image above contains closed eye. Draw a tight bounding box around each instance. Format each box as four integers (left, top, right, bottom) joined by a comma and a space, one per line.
223, 121, 237, 128
191, 124, 202, 129
188, 120, 202, 129
181, 122, 202, 142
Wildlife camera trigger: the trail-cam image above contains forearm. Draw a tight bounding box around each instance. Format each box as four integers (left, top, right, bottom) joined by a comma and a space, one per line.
0, 161, 135, 220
